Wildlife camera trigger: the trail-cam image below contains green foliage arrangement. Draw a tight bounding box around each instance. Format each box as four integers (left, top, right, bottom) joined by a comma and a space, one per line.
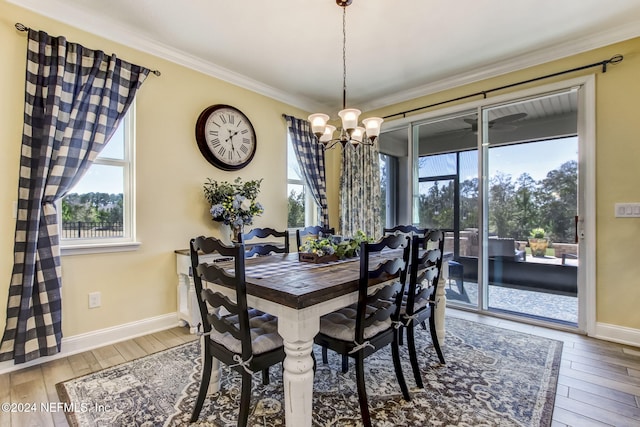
529, 227, 546, 239
298, 230, 374, 259
203, 177, 264, 227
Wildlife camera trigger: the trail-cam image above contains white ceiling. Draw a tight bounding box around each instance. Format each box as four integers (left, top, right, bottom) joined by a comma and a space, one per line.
10, 0, 640, 114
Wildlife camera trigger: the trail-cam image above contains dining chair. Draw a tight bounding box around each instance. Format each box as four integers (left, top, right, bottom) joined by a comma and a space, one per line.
189, 236, 285, 426
295, 225, 335, 250
383, 224, 428, 240
385, 225, 463, 296
314, 234, 411, 427
240, 227, 290, 257
400, 230, 446, 389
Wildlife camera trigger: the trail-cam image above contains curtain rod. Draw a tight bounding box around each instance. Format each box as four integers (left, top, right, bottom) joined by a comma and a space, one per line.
383, 54, 623, 120
14, 22, 161, 76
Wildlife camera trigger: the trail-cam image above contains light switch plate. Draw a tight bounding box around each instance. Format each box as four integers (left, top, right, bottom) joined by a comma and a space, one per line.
615, 203, 640, 217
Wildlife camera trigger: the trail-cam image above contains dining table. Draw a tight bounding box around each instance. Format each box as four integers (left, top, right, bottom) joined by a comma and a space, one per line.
177, 250, 451, 427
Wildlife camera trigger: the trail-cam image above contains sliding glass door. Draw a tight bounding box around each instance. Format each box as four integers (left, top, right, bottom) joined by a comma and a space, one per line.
481, 91, 579, 325
380, 81, 590, 330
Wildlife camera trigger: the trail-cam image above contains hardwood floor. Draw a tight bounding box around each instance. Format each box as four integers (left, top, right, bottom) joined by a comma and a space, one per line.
0, 327, 197, 427
1, 312, 639, 426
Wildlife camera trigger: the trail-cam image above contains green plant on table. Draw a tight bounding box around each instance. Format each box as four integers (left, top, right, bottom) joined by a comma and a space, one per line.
299, 230, 374, 259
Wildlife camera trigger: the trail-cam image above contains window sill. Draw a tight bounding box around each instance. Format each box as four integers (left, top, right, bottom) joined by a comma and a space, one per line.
61, 241, 141, 256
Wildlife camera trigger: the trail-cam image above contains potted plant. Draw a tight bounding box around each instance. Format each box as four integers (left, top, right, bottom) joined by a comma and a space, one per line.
528, 227, 549, 257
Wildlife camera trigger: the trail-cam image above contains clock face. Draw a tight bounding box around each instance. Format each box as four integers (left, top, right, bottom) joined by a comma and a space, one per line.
195, 105, 257, 170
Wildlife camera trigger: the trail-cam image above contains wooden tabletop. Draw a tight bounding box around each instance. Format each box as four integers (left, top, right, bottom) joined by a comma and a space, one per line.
184, 250, 453, 311
242, 253, 364, 309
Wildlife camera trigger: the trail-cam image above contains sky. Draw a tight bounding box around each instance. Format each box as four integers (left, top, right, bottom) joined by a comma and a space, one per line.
487, 137, 578, 182
68, 126, 125, 195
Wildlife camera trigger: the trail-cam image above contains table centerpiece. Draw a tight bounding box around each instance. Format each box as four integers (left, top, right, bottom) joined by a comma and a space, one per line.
298, 230, 373, 263
203, 177, 264, 242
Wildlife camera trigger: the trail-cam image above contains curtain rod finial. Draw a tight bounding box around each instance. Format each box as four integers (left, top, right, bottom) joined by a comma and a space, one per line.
15, 23, 28, 32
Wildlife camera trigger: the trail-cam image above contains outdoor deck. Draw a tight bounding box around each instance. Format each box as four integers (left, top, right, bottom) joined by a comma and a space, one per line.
446, 254, 579, 325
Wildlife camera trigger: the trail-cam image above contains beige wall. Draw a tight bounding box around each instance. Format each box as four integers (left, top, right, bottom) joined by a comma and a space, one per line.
1, 1, 640, 342
0, 2, 309, 337
327, 37, 640, 330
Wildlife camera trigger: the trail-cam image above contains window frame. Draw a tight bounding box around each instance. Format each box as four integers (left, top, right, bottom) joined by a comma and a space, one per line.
59, 105, 140, 255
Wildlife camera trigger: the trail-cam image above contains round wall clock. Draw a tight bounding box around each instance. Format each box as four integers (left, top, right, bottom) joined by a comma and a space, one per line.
195, 104, 257, 170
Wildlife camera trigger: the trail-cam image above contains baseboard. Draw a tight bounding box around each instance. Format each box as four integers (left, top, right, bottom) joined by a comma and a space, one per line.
0, 312, 180, 375
592, 322, 640, 348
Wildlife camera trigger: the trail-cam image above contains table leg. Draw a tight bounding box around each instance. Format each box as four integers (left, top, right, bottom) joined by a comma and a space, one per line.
277, 308, 319, 427
435, 259, 448, 346
201, 334, 221, 394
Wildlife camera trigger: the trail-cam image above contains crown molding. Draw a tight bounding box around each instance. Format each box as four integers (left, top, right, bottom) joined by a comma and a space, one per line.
9, 0, 640, 115
7, 0, 325, 113
361, 19, 640, 112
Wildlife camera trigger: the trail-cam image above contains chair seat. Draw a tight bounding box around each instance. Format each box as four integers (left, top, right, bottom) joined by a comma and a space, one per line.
210, 308, 282, 355
319, 306, 392, 341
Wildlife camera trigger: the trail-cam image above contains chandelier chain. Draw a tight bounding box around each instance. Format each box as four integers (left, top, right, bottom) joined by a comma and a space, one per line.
307, 0, 383, 149
342, 5, 347, 110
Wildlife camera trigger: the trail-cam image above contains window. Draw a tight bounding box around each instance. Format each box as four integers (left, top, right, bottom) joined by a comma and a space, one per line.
60, 106, 138, 253
287, 135, 317, 229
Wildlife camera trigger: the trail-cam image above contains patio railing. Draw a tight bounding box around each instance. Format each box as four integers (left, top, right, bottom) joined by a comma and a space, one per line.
61, 221, 123, 239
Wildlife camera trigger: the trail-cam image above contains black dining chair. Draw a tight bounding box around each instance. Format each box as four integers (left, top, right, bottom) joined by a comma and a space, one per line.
383, 224, 428, 241
385, 225, 463, 296
240, 227, 290, 257
189, 236, 285, 426
314, 234, 411, 427
295, 225, 335, 251
399, 230, 446, 389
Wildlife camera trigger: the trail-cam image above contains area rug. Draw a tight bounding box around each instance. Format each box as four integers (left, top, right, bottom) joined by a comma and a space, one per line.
57, 317, 562, 426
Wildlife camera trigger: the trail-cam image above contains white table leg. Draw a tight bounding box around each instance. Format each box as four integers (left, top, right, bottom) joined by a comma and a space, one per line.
201, 334, 221, 394
435, 259, 448, 346
277, 307, 319, 427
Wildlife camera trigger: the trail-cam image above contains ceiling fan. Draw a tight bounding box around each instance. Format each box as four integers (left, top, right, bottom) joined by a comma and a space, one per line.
463, 112, 527, 132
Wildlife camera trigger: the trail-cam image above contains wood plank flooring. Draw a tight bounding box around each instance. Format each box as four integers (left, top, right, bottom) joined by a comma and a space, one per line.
1, 311, 639, 426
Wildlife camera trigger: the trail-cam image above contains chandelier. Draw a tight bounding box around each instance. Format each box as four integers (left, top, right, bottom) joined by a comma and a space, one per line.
308, 0, 384, 149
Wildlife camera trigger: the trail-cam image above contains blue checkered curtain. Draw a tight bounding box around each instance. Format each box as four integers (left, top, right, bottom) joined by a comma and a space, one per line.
339, 142, 382, 239
0, 29, 150, 364
283, 115, 330, 227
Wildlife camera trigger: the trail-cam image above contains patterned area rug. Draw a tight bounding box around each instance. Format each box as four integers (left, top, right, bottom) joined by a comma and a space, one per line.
57, 317, 562, 426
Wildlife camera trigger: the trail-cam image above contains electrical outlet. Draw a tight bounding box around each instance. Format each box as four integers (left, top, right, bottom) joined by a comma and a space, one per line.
88, 292, 101, 308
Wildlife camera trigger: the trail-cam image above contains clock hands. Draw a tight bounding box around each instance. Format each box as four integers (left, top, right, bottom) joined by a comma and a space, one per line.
224, 129, 243, 160
225, 129, 240, 142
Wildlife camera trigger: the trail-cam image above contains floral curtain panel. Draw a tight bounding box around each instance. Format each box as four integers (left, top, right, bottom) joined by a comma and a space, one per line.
0, 28, 149, 363
339, 142, 382, 238
283, 115, 330, 228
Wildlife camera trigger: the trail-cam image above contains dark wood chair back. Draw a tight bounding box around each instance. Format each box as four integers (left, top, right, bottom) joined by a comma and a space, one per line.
400, 230, 446, 388
189, 236, 285, 426
355, 234, 411, 350
384, 224, 429, 248
407, 230, 445, 317
295, 225, 335, 250
190, 236, 251, 359
314, 233, 411, 427
240, 227, 290, 256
